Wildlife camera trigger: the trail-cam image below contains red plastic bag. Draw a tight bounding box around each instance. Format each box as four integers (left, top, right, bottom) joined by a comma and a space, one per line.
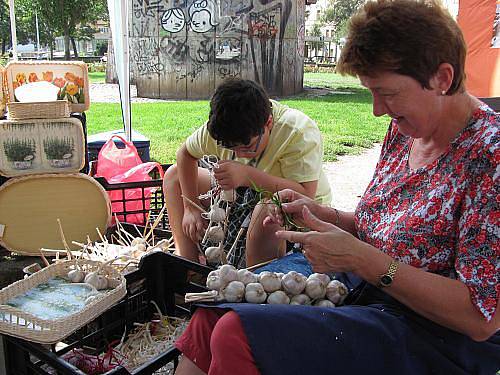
107, 162, 164, 224
96, 135, 143, 178
95, 135, 164, 225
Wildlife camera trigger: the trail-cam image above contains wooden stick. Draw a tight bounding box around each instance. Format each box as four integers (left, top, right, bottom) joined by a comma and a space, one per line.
143, 210, 152, 237
181, 195, 207, 213
244, 257, 278, 271
145, 204, 167, 241
56, 218, 72, 260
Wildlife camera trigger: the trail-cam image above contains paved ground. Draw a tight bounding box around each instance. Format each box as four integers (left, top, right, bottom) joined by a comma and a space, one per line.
90, 83, 381, 211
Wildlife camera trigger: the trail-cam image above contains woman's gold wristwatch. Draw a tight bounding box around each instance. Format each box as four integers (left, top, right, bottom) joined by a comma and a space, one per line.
378, 261, 398, 288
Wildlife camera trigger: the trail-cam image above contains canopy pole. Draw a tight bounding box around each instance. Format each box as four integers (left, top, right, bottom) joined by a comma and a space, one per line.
8, 0, 18, 60
107, 0, 132, 142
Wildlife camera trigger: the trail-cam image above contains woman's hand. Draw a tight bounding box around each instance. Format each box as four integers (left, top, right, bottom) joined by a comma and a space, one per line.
275, 206, 364, 274
213, 160, 249, 190
263, 189, 324, 228
182, 207, 207, 242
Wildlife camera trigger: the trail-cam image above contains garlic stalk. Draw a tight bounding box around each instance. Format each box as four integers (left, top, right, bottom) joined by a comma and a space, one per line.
267, 290, 290, 304
245, 283, 267, 304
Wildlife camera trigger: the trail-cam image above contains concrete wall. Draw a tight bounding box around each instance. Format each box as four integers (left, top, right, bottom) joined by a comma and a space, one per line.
129, 0, 305, 99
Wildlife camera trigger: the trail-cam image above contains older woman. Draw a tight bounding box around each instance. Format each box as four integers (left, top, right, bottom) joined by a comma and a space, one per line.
173, 1, 499, 374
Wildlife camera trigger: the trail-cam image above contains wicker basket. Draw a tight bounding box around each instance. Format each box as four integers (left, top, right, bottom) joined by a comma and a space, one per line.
0, 260, 126, 344
7, 100, 70, 120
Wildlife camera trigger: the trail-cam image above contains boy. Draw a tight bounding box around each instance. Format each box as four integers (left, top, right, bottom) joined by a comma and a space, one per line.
163, 78, 331, 267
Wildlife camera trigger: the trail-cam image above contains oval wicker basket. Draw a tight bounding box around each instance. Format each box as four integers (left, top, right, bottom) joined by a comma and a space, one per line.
7, 100, 70, 120
0, 259, 126, 344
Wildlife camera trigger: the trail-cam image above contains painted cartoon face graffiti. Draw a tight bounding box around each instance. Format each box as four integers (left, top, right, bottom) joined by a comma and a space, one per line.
189, 0, 218, 33
161, 8, 186, 33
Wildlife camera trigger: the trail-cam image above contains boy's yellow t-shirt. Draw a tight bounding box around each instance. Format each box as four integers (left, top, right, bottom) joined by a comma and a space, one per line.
185, 100, 332, 204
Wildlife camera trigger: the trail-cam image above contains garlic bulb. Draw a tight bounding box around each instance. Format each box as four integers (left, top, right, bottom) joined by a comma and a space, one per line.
258, 272, 282, 293
237, 269, 258, 285
267, 290, 290, 304
308, 273, 331, 287
68, 269, 85, 283
326, 280, 349, 305
281, 271, 307, 295
84, 272, 109, 290
305, 278, 326, 300
134, 243, 147, 253
131, 237, 147, 246
290, 294, 311, 305
205, 246, 223, 265
218, 264, 238, 285
314, 299, 336, 308
206, 225, 225, 242
221, 189, 236, 202
245, 283, 267, 304
209, 207, 226, 222
206, 270, 222, 291
221, 280, 245, 302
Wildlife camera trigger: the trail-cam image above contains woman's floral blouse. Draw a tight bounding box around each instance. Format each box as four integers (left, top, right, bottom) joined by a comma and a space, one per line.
355, 105, 499, 321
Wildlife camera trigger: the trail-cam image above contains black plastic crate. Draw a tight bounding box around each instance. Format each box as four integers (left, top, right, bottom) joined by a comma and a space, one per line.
2, 230, 213, 375
90, 163, 171, 230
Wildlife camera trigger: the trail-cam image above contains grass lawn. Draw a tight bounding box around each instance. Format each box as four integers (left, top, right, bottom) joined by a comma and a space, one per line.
89, 72, 106, 83
86, 73, 389, 163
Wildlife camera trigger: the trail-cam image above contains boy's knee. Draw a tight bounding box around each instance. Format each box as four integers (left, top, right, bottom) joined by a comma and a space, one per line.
163, 164, 179, 190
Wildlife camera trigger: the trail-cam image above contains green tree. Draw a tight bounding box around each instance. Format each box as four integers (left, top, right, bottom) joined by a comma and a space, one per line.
320, 0, 364, 41
16, 0, 107, 59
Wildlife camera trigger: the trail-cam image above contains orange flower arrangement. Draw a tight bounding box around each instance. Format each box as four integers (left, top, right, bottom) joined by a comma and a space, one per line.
16, 73, 26, 84
66, 83, 78, 96
43, 71, 54, 82
64, 72, 77, 82
75, 77, 84, 88
28, 73, 39, 82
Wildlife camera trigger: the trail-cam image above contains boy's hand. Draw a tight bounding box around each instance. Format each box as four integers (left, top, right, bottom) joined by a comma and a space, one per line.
214, 160, 249, 189
182, 207, 206, 242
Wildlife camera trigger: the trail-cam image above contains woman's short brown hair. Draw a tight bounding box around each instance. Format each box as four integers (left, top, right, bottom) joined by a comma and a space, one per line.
337, 0, 466, 94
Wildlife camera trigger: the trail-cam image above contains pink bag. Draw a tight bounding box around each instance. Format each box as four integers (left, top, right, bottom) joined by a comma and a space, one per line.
96, 135, 143, 178
95, 135, 164, 225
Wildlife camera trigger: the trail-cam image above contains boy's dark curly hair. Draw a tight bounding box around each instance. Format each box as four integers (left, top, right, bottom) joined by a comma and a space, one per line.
207, 78, 271, 147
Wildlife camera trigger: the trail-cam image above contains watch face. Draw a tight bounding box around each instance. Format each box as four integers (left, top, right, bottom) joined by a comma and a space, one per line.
380, 275, 393, 287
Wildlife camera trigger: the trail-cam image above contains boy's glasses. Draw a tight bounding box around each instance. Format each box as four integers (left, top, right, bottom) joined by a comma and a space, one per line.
220, 130, 264, 154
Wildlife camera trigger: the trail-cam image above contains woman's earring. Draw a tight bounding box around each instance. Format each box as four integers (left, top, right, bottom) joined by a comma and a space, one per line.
441, 90, 447, 96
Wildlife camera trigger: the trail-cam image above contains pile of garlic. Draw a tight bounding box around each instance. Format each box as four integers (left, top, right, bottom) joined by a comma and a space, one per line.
205, 265, 348, 306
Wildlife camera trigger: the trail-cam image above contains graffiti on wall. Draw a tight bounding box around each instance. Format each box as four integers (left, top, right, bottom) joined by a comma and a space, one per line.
131, 0, 299, 95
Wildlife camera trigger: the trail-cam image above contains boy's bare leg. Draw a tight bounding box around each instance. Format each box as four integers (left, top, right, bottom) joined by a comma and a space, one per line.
163, 165, 212, 262
245, 202, 285, 267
